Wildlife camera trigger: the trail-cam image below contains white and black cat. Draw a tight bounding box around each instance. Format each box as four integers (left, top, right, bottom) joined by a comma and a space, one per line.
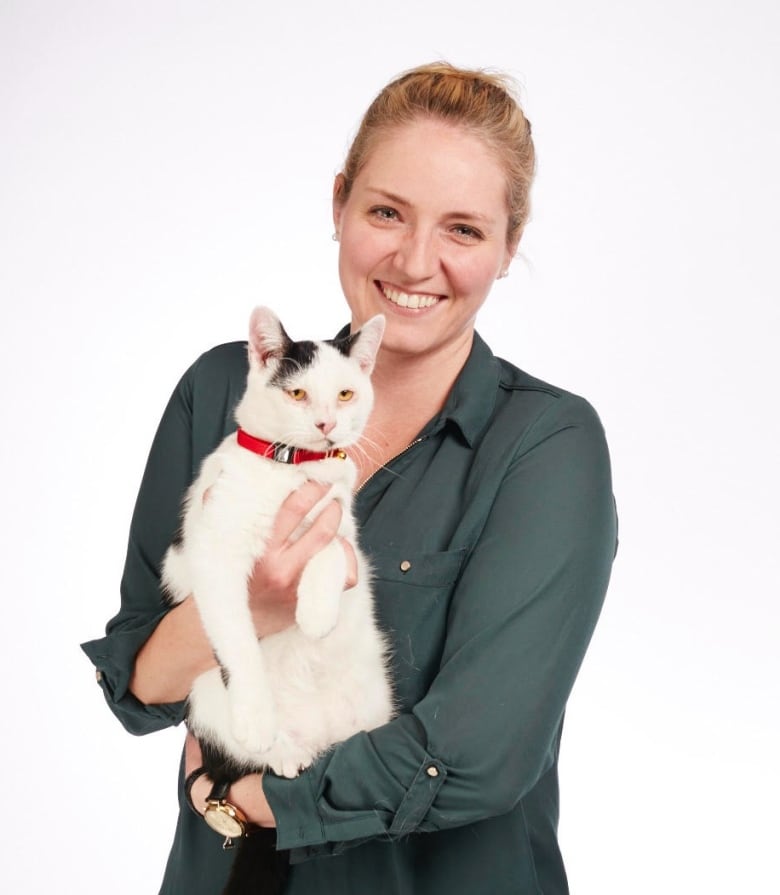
162, 307, 393, 894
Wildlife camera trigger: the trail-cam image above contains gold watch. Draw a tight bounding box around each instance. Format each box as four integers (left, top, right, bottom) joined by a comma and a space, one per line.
203, 780, 249, 848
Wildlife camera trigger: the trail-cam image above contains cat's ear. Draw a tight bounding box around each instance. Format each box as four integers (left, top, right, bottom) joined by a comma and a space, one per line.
248, 306, 291, 369
350, 315, 385, 375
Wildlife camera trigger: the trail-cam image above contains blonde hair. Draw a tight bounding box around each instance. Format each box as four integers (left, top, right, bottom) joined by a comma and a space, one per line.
338, 62, 536, 247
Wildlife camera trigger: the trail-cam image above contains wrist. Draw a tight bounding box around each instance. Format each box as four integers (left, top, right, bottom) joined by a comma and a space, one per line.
230, 773, 276, 827
184, 768, 274, 827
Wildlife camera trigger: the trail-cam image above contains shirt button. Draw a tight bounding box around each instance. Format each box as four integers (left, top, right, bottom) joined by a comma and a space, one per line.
426, 765, 439, 778
400, 560, 412, 572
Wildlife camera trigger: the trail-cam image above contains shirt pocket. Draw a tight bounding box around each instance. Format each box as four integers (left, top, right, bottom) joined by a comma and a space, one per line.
370, 547, 467, 709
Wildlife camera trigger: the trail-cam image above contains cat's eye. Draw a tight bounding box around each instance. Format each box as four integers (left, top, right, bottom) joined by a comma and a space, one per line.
288, 388, 307, 401
338, 390, 354, 402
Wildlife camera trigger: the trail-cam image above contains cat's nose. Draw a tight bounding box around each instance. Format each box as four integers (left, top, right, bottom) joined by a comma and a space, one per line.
316, 420, 336, 436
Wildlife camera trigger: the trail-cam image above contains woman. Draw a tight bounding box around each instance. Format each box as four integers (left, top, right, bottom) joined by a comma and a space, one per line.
83, 62, 617, 894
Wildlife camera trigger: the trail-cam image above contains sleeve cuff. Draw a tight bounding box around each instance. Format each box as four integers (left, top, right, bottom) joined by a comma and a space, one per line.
263, 769, 329, 854
262, 728, 447, 861
81, 615, 187, 735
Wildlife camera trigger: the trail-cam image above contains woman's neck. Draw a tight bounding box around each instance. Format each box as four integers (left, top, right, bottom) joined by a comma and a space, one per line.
371, 330, 474, 420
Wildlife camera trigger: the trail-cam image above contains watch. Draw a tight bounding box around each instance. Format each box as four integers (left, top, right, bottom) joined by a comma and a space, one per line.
203, 779, 250, 848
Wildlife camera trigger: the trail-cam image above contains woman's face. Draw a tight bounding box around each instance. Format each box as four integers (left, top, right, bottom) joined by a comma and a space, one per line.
333, 118, 515, 363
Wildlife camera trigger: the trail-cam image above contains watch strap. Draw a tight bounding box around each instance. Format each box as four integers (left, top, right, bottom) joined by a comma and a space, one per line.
184, 766, 208, 817
207, 778, 232, 802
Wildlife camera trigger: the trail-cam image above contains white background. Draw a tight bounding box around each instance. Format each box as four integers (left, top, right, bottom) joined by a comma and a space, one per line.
1, 1, 778, 892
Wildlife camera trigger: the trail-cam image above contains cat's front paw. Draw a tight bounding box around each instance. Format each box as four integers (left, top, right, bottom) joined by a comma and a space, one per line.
231, 705, 278, 755
262, 731, 316, 779
296, 601, 339, 639
267, 750, 316, 779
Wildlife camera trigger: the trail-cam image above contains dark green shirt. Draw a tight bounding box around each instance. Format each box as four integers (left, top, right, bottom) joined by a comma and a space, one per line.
82, 332, 617, 894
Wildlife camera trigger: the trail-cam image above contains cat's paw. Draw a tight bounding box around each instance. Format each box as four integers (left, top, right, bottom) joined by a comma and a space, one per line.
266, 750, 316, 779
263, 732, 315, 778
231, 706, 278, 754
296, 601, 339, 639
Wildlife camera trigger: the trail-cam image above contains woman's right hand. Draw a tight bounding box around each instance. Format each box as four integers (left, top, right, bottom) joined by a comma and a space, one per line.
247, 480, 358, 638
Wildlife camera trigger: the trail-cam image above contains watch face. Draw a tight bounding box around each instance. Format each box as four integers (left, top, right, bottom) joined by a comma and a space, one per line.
204, 803, 244, 839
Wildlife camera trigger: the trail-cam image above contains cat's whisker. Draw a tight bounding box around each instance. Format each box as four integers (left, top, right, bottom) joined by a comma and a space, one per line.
350, 439, 380, 465
352, 430, 392, 465
349, 437, 405, 482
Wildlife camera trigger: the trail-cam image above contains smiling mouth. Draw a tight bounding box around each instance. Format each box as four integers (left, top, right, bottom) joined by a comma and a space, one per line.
378, 282, 442, 309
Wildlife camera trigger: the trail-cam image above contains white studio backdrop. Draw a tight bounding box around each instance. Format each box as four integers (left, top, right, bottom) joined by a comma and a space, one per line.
1, 1, 778, 892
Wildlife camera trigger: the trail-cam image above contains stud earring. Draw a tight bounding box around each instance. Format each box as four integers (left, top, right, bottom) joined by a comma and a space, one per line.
332, 232, 339, 242
497, 269, 509, 279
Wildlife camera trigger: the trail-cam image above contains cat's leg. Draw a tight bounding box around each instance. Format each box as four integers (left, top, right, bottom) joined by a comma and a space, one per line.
295, 539, 348, 639
225, 650, 278, 755
190, 563, 278, 755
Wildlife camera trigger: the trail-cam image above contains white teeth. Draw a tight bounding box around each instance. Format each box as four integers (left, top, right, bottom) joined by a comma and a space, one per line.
381, 285, 440, 309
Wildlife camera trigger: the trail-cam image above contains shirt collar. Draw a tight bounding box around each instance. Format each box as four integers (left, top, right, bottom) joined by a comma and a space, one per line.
419, 331, 499, 448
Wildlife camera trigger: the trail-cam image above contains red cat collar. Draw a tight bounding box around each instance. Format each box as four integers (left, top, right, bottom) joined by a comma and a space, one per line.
236, 428, 347, 464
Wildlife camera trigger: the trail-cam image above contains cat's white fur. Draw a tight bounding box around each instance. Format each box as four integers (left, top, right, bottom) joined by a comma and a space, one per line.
162, 307, 393, 779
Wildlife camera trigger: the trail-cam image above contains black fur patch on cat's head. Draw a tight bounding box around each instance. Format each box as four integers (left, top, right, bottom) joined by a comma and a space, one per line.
269, 340, 319, 387
327, 332, 358, 358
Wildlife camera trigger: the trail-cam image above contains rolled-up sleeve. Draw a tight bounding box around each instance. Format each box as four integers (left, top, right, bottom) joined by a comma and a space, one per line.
82, 612, 184, 734
263, 393, 617, 859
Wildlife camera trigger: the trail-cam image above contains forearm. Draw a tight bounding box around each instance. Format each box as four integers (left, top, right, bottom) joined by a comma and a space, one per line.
130, 597, 217, 705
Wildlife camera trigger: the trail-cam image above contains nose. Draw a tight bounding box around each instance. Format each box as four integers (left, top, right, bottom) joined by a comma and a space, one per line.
316, 420, 336, 437
394, 227, 438, 282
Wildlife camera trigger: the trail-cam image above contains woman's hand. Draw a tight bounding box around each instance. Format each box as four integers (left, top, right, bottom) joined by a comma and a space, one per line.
248, 480, 358, 637
185, 732, 276, 827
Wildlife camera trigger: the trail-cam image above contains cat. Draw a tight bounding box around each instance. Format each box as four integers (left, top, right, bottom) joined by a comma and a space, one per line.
161, 306, 393, 894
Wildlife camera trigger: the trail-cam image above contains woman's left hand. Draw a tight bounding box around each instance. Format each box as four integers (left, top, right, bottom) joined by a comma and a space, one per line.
185, 731, 276, 827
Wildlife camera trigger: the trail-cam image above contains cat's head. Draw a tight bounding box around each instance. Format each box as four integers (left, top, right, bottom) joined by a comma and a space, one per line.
234, 307, 385, 451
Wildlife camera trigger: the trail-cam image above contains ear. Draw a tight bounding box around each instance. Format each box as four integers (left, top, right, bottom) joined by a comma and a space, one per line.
248, 306, 290, 369
350, 315, 385, 374
332, 173, 346, 237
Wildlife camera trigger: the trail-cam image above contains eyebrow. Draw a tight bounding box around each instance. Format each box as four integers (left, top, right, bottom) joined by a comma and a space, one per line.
364, 187, 497, 225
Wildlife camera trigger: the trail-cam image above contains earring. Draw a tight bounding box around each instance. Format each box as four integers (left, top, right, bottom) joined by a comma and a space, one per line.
497, 269, 509, 279
332, 232, 339, 242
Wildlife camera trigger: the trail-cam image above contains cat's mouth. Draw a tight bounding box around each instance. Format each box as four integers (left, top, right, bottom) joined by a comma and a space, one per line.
377, 281, 442, 310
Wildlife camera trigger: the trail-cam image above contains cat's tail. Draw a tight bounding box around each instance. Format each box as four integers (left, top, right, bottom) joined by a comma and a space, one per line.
222, 829, 289, 895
